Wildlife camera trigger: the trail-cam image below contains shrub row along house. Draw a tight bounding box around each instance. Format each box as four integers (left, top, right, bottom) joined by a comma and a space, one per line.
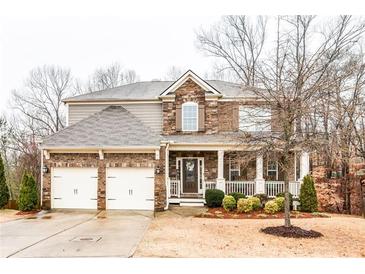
40, 70, 310, 211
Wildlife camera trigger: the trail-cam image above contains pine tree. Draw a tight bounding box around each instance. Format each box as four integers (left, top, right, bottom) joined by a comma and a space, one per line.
17, 173, 38, 211
0, 154, 10, 208
299, 175, 318, 212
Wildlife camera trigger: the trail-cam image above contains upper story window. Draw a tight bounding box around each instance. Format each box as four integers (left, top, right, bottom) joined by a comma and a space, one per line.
182, 102, 198, 131
239, 106, 271, 132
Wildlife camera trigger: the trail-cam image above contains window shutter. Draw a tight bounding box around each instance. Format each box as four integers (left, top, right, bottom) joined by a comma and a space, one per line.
198, 104, 205, 131
176, 105, 182, 131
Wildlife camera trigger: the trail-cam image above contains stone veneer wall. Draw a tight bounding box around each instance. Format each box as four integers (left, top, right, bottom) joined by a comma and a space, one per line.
43, 152, 166, 211
162, 79, 219, 135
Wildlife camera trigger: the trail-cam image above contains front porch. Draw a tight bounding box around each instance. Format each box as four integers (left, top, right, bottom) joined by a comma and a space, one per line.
165, 149, 309, 204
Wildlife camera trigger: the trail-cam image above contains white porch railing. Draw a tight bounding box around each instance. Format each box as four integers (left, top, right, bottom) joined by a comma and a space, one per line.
169, 179, 180, 198
265, 181, 300, 198
225, 181, 255, 196
205, 181, 217, 190
289, 181, 300, 198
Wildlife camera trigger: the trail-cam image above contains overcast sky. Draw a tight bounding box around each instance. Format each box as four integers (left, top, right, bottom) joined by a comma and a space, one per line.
0, 16, 221, 113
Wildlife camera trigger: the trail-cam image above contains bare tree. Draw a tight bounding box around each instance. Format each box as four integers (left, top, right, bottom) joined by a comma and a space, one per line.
88, 63, 139, 91
11, 65, 73, 135
198, 15, 365, 228
164, 66, 185, 81
197, 16, 267, 86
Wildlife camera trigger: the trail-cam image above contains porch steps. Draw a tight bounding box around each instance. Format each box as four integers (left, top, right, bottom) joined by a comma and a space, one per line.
169, 198, 205, 207
179, 202, 205, 207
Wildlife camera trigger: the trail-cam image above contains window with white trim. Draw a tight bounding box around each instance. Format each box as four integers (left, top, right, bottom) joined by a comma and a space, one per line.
267, 160, 278, 180
229, 158, 240, 181
182, 102, 198, 131
239, 106, 271, 131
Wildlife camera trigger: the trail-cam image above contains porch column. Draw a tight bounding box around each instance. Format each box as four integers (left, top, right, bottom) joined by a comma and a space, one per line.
300, 151, 310, 181
216, 150, 226, 193
255, 154, 265, 194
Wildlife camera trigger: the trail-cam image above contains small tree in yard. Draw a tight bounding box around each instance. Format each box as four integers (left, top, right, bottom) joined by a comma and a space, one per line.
299, 175, 318, 212
0, 154, 10, 208
17, 173, 38, 211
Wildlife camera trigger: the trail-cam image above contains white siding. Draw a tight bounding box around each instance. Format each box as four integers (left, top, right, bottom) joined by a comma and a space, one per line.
68, 103, 162, 132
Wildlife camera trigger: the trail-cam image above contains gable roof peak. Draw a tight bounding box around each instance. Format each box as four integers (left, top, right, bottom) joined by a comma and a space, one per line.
159, 69, 221, 96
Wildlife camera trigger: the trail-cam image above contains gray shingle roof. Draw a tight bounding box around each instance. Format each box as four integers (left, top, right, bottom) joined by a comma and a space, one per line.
63, 80, 257, 102
41, 106, 160, 148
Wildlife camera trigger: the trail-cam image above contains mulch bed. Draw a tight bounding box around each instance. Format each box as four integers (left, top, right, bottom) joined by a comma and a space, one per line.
261, 225, 324, 238
196, 207, 330, 219
15, 210, 40, 216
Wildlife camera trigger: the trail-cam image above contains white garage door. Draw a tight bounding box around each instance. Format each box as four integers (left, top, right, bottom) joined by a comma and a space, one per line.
106, 168, 154, 210
51, 168, 98, 209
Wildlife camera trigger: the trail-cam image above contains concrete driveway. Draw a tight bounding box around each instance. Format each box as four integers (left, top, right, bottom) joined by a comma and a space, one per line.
0, 210, 152, 258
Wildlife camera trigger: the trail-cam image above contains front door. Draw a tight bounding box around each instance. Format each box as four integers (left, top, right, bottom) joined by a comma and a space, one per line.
182, 158, 198, 193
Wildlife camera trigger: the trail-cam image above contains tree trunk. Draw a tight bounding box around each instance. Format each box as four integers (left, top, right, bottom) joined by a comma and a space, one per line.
284, 171, 291, 227
361, 179, 365, 219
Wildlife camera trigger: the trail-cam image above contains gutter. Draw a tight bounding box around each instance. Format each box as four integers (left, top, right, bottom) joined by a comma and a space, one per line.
40, 146, 160, 151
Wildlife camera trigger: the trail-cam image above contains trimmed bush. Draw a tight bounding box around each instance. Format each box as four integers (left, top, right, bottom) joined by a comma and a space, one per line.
228, 192, 246, 203
254, 193, 268, 207
274, 197, 285, 211
248, 196, 261, 210
264, 200, 279, 214
299, 175, 318, 212
276, 192, 293, 208
205, 189, 225, 208
222, 195, 236, 211
17, 173, 38, 211
237, 198, 253, 213
0, 155, 10, 208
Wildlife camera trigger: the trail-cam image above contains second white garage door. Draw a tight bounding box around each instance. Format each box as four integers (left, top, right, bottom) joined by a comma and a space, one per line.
106, 167, 154, 210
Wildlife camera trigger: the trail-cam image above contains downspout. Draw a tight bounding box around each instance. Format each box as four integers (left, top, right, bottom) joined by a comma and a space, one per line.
164, 142, 170, 210
40, 148, 43, 208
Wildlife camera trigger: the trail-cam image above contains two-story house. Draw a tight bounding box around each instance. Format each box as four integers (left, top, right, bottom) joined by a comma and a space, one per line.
40, 70, 310, 211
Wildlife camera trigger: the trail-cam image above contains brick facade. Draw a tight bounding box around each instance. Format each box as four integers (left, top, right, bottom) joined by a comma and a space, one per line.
162, 80, 262, 135
42, 152, 166, 211
162, 79, 219, 135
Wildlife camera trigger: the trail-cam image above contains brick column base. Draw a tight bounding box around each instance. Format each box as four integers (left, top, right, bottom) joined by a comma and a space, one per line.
97, 160, 106, 210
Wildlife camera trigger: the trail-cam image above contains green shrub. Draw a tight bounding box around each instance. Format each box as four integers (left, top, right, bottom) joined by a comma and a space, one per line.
17, 173, 38, 211
228, 192, 246, 203
237, 198, 253, 213
274, 197, 285, 211
254, 193, 268, 206
205, 189, 225, 208
299, 175, 318, 212
0, 155, 10, 208
276, 192, 293, 208
264, 200, 279, 214
222, 195, 236, 211
248, 196, 261, 210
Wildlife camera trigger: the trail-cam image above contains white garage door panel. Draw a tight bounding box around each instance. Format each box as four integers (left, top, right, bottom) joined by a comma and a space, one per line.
51, 168, 98, 209
106, 168, 154, 210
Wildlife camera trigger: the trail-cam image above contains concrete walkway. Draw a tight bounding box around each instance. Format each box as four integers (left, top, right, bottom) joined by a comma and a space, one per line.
0, 210, 152, 258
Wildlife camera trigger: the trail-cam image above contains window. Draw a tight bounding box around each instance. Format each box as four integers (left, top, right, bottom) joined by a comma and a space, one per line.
267, 160, 278, 180
182, 102, 198, 131
239, 106, 271, 131
229, 158, 240, 181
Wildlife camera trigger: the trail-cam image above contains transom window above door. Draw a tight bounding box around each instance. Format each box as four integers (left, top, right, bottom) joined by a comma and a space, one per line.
182, 102, 198, 131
